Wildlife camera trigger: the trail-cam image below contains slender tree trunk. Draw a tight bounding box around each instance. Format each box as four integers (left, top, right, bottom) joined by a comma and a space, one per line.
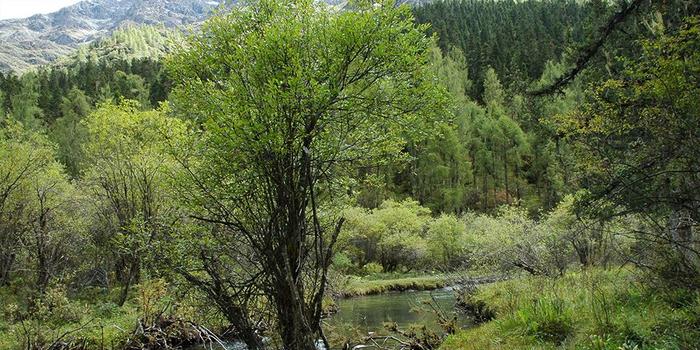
0, 251, 15, 286
482, 171, 488, 210
36, 246, 49, 293
503, 148, 509, 204
117, 258, 139, 306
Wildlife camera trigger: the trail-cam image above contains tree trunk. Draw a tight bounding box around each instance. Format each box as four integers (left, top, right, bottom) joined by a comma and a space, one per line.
0, 252, 15, 286
220, 304, 265, 350
274, 279, 317, 350
503, 149, 509, 204
117, 258, 139, 306
36, 248, 49, 293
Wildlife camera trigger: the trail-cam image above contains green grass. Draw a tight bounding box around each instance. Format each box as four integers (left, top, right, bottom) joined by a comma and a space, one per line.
0, 281, 230, 350
440, 268, 700, 350
337, 272, 459, 297
0, 295, 139, 349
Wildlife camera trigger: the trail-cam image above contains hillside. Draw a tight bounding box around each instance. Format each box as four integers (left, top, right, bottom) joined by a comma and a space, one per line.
0, 0, 221, 72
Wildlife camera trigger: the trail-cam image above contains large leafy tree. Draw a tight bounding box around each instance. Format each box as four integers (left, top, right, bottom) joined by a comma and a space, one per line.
560, 17, 700, 287
81, 100, 184, 305
0, 121, 82, 292
167, 0, 446, 348
0, 122, 55, 286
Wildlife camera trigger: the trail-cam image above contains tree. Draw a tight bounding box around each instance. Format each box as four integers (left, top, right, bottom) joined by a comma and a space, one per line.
0, 90, 5, 119
0, 121, 79, 291
483, 67, 505, 107
10, 73, 43, 130
23, 152, 82, 293
81, 100, 184, 306
410, 47, 473, 213
167, 0, 446, 348
51, 88, 91, 177
112, 71, 150, 107
426, 214, 467, 269
560, 17, 700, 288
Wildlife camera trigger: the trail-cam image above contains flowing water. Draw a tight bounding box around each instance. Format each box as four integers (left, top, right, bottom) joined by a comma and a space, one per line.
191, 287, 468, 350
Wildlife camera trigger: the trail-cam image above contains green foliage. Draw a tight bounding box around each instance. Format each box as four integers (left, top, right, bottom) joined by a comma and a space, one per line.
0, 90, 5, 119
168, 0, 448, 346
81, 99, 185, 304
559, 16, 700, 288
426, 214, 467, 268
362, 262, 384, 276
340, 199, 431, 272
0, 121, 84, 291
67, 25, 184, 66
50, 88, 90, 176
514, 297, 573, 343
1, 2, 698, 348
9, 73, 43, 129
332, 252, 355, 275
414, 0, 590, 97
442, 269, 700, 350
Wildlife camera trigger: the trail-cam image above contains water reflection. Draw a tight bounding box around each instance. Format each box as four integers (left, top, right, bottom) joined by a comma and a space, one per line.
190, 288, 467, 350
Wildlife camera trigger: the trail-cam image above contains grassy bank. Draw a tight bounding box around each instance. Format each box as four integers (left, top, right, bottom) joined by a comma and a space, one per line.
335, 272, 459, 298
441, 268, 700, 349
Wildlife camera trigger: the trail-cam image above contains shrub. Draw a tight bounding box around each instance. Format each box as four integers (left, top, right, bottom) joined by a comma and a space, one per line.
363, 262, 384, 275
339, 199, 431, 272
332, 252, 355, 274
426, 214, 468, 269
515, 296, 573, 344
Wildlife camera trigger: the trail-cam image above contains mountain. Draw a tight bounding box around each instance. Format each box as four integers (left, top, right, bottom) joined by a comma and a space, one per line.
0, 0, 224, 72
0, 0, 430, 73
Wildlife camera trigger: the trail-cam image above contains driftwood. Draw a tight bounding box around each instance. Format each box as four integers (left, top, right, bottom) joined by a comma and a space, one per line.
123, 316, 226, 350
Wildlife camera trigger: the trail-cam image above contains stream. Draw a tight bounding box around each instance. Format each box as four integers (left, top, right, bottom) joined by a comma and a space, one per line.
192, 287, 469, 350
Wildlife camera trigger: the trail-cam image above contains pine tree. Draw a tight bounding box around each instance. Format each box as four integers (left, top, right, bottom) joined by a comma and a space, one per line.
10, 74, 44, 130
51, 88, 91, 177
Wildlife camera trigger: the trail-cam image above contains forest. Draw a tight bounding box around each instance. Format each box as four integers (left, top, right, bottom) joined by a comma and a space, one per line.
0, 0, 699, 349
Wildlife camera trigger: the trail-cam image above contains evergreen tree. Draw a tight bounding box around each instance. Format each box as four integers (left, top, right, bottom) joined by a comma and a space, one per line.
51, 88, 91, 177
10, 74, 43, 130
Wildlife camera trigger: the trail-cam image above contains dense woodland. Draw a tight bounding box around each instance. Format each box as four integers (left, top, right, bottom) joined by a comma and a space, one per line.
0, 0, 699, 349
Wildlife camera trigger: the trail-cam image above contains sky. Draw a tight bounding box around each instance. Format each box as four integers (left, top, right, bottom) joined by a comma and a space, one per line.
0, 0, 81, 20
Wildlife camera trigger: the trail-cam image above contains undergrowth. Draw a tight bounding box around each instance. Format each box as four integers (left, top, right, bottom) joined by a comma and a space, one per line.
442, 268, 700, 349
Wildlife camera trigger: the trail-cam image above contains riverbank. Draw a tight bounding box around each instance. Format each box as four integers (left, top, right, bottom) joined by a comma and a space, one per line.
440, 268, 700, 349
334, 272, 467, 298
333, 271, 508, 298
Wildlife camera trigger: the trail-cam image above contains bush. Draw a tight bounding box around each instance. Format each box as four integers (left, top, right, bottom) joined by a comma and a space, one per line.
332, 252, 355, 274
426, 214, 468, 269
363, 262, 384, 275
37, 284, 85, 324
515, 297, 573, 344
338, 199, 431, 272
464, 206, 566, 276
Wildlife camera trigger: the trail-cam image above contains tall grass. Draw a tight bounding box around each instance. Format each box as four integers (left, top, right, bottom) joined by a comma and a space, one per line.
441, 268, 700, 349
338, 274, 452, 297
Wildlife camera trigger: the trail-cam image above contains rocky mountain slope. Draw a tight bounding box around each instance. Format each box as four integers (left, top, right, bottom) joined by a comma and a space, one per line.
0, 0, 223, 72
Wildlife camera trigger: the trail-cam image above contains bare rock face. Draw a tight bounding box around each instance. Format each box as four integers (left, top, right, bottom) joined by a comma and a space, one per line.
0, 0, 222, 72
